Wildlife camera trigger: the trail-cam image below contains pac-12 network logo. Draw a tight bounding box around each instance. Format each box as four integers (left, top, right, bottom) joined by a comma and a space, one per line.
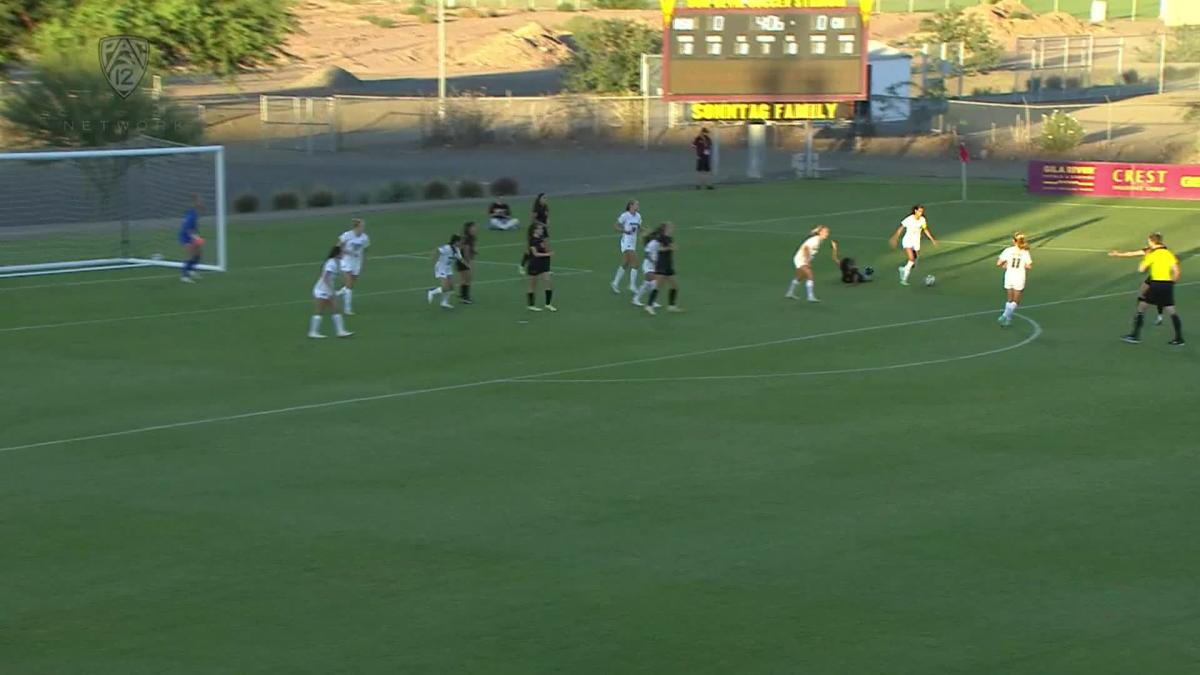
99, 35, 149, 99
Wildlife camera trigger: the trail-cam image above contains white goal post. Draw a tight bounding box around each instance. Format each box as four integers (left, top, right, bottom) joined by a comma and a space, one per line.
0, 145, 227, 278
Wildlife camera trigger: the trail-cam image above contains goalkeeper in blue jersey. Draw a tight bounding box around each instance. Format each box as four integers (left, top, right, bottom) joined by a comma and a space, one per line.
179, 195, 204, 283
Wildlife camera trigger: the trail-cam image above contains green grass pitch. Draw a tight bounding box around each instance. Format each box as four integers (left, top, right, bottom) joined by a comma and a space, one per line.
3, 178, 1199, 674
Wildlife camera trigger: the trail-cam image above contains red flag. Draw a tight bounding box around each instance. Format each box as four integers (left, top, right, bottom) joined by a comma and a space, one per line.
958, 142, 970, 163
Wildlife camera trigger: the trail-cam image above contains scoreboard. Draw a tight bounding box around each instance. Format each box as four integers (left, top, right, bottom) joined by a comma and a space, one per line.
662, 0, 871, 119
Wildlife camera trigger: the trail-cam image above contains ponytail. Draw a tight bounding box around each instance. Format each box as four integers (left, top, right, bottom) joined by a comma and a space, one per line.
327, 244, 342, 259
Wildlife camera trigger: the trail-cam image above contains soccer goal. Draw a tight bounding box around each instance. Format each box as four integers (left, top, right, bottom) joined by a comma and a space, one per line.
0, 145, 226, 278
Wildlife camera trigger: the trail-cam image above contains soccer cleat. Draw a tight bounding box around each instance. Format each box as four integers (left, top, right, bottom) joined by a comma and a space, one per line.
1121, 335, 1141, 344
307, 332, 326, 339
344, 310, 355, 316
1169, 338, 1186, 346
807, 297, 820, 303
785, 293, 798, 300
652, 302, 662, 309
545, 304, 558, 312
460, 298, 473, 305
336, 331, 354, 338
440, 302, 453, 309
1155, 315, 1164, 326
645, 305, 657, 316
629, 286, 638, 294
180, 276, 195, 284
666, 305, 683, 313
527, 305, 542, 312
610, 283, 620, 294
1002, 316, 1012, 327
517, 264, 525, 275
426, 289, 436, 304
632, 297, 645, 307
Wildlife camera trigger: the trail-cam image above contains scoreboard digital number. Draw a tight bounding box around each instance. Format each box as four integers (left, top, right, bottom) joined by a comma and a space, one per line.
664, 4, 868, 104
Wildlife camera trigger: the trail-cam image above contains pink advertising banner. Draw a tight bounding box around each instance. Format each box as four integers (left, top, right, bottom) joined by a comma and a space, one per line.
1027, 160, 1200, 200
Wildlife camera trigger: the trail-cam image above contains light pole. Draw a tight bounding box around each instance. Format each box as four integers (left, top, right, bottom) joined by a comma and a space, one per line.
437, 0, 446, 118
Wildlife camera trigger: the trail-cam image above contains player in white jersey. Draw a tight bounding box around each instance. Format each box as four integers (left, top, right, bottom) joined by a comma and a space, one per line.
336, 218, 370, 315
611, 199, 642, 294
308, 245, 353, 338
632, 224, 664, 307
889, 205, 938, 286
786, 225, 839, 303
427, 234, 466, 309
996, 232, 1033, 327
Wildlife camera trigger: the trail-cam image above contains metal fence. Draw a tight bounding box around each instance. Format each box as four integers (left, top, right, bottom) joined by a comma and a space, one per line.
870, 0, 1162, 19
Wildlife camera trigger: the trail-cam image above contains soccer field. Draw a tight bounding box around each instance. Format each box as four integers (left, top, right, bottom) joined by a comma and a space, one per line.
3, 178, 1199, 673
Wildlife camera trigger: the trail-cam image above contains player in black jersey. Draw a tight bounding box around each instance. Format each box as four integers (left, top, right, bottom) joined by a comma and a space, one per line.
525, 222, 556, 312
457, 221, 478, 304
645, 222, 681, 315
519, 193, 550, 273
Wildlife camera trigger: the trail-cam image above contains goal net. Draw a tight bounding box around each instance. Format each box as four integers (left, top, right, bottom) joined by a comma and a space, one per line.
0, 145, 226, 278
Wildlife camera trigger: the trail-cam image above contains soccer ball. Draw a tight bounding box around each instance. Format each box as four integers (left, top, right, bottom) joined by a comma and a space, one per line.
862, 265, 874, 280
924, 274, 937, 286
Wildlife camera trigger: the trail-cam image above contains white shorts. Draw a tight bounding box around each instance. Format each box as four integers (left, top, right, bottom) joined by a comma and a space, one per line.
620, 236, 637, 253
642, 259, 655, 275
1004, 275, 1026, 291
793, 253, 811, 269
340, 257, 362, 276
902, 235, 921, 251
313, 283, 334, 300
434, 264, 453, 280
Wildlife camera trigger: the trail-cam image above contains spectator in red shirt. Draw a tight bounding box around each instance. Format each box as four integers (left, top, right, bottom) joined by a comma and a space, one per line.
692, 128, 714, 190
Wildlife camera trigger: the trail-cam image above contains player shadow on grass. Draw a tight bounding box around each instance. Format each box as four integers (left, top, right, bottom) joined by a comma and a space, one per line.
935, 217, 1104, 276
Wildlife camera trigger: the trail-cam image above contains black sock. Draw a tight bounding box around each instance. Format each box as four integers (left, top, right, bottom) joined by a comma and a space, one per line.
461, 284, 470, 300
1132, 312, 1145, 337
545, 289, 553, 305
648, 289, 659, 305
1172, 314, 1183, 340
527, 292, 534, 306
669, 288, 678, 305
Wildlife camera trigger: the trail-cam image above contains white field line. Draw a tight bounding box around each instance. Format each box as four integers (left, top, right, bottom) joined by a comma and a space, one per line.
713, 201, 961, 227
699, 226, 1114, 254
0, 237, 605, 292
519, 315, 1042, 384
2, 283, 1192, 456
0, 270, 591, 334
965, 199, 1200, 213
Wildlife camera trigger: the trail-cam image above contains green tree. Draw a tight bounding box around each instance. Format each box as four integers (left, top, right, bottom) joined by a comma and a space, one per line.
1037, 110, 1085, 153
0, 0, 75, 68
31, 0, 297, 75
917, 8, 1002, 74
564, 18, 661, 94
1, 55, 203, 147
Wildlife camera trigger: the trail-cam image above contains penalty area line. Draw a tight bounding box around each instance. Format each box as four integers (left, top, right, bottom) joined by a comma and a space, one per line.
0, 270, 592, 334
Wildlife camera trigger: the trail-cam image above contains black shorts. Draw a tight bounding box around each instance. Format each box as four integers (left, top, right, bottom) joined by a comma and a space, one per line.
527, 260, 550, 276
1144, 280, 1175, 308
655, 265, 675, 277
455, 261, 470, 272
696, 156, 711, 173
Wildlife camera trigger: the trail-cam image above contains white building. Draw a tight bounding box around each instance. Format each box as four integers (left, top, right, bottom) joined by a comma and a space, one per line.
868, 40, 913, 123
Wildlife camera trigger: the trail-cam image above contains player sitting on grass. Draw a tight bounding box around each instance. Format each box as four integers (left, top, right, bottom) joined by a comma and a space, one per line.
488, 199, 519, 231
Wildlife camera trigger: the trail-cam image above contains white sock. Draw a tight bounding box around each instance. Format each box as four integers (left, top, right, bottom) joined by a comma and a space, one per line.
805, 279, 815, 299
309, 315, 322, 334
612, 267, 624, 286
343, 288, 353, 312
787, 279, 799, 295
902, 261, 915, 280
333, 314, 346, 332
633, 281, 648, 301
431, 287, 443, 296
628, 268, 638, 288
1005, 302, 1018, 319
